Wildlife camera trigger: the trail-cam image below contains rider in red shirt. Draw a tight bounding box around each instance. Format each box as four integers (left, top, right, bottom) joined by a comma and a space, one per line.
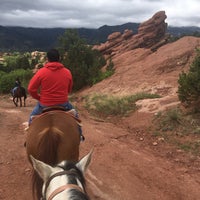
28, 49, 84, 141
28, 59, 73, 105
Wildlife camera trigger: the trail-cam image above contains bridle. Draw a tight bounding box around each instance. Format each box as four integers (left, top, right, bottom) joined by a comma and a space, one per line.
41, 170, 84, 200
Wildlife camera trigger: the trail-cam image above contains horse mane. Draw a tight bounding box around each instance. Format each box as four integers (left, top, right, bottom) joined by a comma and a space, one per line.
32, 127, 63, 200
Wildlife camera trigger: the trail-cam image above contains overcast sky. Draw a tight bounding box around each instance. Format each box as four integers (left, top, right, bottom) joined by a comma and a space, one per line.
0, 0, 199, 29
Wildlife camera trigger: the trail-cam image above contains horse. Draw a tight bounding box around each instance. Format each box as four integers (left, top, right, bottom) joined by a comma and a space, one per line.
11, 86, 27, 107
30, 150, 92, 200
25, 110, 81, 200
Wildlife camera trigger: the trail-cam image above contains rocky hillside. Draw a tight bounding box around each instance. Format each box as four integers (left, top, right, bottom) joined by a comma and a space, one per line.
80, 11, 200, 114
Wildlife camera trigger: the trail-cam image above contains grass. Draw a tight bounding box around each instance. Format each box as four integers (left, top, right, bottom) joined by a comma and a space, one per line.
84, 92, 160, 118
151, 107, 200, 156
154, 108, 182, 131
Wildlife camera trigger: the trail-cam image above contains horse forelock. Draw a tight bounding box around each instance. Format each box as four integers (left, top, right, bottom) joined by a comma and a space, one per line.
57, 161, 86, 192
46, 163, 89, 200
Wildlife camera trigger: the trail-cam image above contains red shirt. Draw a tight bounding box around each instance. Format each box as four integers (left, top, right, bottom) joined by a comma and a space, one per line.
28, 62, 73, 106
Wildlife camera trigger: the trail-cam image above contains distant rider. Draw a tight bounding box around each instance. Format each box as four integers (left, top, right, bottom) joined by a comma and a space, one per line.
12, 78, 21, 95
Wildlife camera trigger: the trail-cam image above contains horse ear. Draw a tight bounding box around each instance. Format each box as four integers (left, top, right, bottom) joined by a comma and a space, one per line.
30, 155, 54, 182
76, 149, 93, 173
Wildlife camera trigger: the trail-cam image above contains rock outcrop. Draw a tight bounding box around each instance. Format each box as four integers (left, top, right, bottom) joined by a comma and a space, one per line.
94, 11, 170, 56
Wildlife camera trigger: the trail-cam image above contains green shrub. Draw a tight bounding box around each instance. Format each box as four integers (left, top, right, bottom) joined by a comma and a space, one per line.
178, 48, 200, 106
156, 109, 182, 131
0, 69, 33, 93
3, 53, 31, 72
91, 58, 115, 85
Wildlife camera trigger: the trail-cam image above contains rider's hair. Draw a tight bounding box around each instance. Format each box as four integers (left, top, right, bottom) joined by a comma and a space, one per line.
47, 49, 60, 62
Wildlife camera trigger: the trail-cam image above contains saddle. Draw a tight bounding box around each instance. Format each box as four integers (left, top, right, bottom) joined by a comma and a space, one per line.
42, 106, 67, 113
31, 106, 81, 124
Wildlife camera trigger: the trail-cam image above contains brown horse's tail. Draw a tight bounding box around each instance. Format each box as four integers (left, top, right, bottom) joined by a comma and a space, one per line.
32, 127, 63, 200
24, 90, 27, 99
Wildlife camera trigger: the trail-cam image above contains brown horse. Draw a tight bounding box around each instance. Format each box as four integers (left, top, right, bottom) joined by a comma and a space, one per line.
25, 110, 81, 200
11, 86, 27, 107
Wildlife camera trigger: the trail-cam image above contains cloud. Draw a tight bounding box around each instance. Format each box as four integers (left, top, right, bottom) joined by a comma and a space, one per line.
0, 0, 199, 28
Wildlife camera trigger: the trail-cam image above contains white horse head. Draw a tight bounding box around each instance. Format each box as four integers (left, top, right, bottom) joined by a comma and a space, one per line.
30, 150, 93, 200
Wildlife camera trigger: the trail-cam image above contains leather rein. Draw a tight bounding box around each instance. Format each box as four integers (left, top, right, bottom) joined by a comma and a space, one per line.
41, 170, 84, 200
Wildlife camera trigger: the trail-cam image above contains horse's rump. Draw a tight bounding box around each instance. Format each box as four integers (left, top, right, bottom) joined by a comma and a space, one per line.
26, 111, 80, 164
19, 86, 27, 99
26, 111, 80, 199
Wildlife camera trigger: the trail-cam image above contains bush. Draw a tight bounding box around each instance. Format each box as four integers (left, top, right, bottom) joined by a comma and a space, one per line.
178, 48, 200, 106
0, 69, 33, 93
3, 54, 31, 72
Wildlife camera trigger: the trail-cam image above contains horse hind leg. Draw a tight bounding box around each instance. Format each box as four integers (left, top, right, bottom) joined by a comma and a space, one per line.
19, 97, 22, 107
23, 97, 26, 107
13, 97, 18, 107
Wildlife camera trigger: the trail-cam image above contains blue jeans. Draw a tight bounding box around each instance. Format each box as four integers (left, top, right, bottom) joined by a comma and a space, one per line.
29, 101, 78, 124
12, 87, 18, 95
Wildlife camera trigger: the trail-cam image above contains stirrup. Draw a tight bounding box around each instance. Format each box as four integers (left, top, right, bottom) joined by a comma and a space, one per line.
80, 135, 85, 142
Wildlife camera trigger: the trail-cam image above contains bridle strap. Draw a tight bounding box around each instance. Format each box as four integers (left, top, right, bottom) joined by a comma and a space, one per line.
43, 170, 84, 200
45, 171, 70, 194
48, 184, 84, 200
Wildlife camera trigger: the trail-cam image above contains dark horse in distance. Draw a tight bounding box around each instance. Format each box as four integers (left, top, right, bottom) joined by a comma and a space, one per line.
11, 86, 27, 107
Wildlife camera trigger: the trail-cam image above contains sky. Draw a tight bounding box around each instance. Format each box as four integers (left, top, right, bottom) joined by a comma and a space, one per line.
0, 0, 199, 29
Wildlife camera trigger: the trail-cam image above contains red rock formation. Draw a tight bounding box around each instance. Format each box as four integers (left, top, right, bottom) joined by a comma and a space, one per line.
94, 11, 169, 56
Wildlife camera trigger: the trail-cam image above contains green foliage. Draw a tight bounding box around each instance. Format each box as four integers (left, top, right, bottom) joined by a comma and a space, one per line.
0, 62, 8, 72
178, 48, 200, 106
0, 69, 33, 93
176, 141, 200, 155
3, 53, 31, 72
57, 29, 107, 91
151, 108, 200, 156
84, 93, 160, 118
154, 108, 182, 131
58, 29, 84, 53
91, 58, 115, 85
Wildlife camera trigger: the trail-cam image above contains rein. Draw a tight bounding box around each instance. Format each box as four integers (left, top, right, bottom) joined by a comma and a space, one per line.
42, 170, 84, 200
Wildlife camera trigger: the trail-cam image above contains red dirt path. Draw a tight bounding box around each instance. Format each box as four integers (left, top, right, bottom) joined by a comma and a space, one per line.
0, 95, 200, 200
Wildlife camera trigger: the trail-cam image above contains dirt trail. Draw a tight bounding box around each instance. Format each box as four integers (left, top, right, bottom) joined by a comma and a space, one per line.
0, 95, 200, 200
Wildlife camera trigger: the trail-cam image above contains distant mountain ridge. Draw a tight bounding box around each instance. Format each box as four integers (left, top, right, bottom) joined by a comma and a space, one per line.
0, 23, 200, 52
